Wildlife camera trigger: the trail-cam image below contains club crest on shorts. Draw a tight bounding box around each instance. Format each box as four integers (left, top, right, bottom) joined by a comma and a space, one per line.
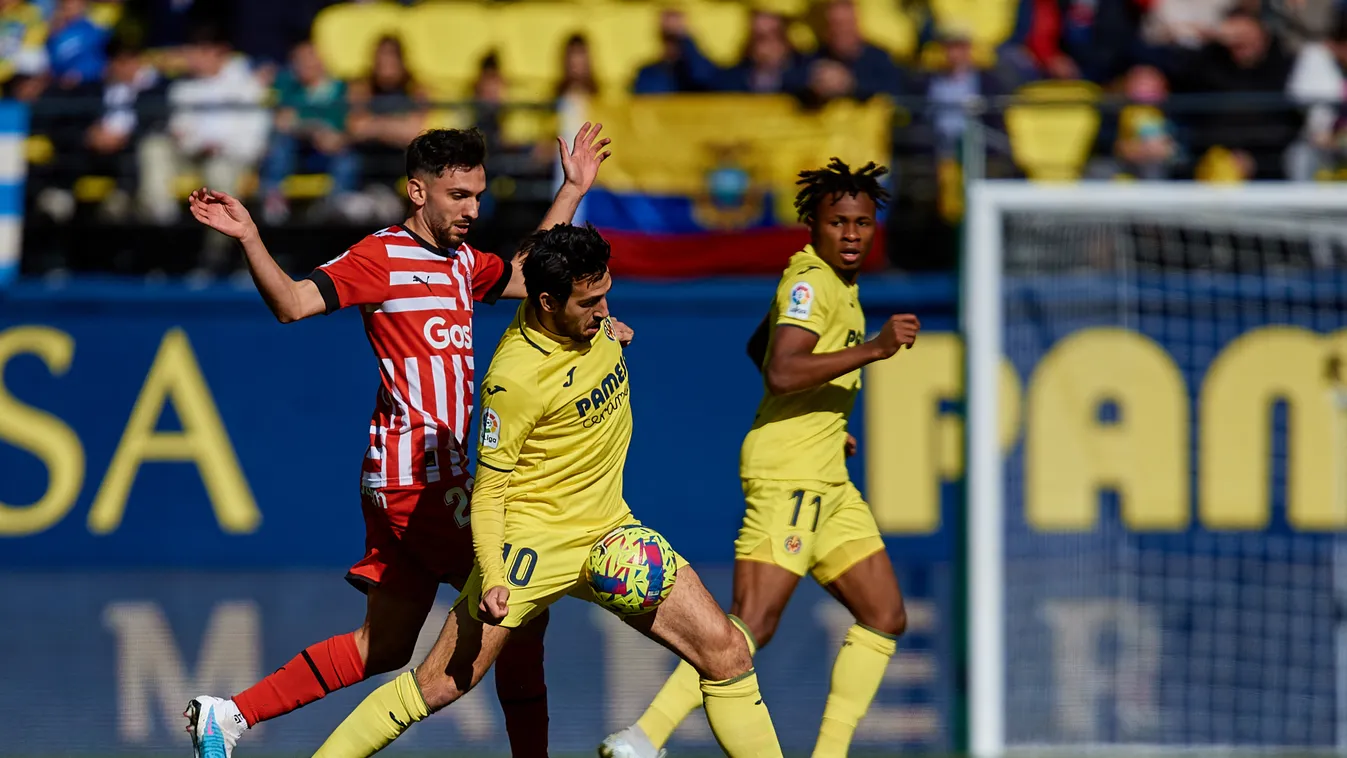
784, 534, 803, 554
786, 282, 813, 320
481, 408, 501, 449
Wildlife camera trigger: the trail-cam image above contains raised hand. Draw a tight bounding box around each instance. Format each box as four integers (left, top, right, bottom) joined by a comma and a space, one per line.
558, 121, 611, 195
611, 318, 635, 347
188, 187, 257, 241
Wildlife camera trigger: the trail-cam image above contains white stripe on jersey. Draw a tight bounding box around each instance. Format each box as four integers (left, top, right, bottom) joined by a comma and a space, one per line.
460, 246, 475, 270
452, 263, 471, 309
390, 271, 454, 286
374, 296, 457, 313
431, 355, 449, 434
452, 354, 466, 446
374, 228, 411, 238
386, 245, 445, 261
405, 356, 436, 483
382, 358, 415, 486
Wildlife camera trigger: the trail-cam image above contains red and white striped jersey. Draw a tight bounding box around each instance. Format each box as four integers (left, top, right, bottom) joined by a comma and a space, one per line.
307, 224, 510, 489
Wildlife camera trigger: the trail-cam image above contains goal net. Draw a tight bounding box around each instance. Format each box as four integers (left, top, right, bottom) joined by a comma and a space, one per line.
964, 182, 1347, 756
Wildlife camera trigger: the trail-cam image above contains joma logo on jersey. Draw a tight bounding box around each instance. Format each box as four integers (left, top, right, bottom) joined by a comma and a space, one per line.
423, 317, 472, 350
574, 355, 629, 417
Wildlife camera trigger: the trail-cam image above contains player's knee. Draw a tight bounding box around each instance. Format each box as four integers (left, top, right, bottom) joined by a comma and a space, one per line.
700, 620, 754, 681
413, 665, 471, 712
736, 606, 784, 648
864, 599, 907, 638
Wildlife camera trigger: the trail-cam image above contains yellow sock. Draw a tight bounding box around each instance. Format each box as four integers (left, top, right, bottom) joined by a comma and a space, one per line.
312, 670, 430, 758
636, 616, 758, 748
811, 624, 897, 758
702, 669, 782, 758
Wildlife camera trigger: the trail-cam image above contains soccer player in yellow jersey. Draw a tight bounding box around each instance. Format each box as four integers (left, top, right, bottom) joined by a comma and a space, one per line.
306, 223, 784, 758
602, 159, 920, 758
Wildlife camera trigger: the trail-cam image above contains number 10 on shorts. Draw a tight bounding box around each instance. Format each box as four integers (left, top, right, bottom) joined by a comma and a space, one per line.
500, 543, 538, 587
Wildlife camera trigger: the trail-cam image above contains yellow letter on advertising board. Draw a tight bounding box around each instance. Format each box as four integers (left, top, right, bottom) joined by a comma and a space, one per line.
1027, 328, 1188, 532
865, 333, 1021, 534
0, 326, 85, 536
88, 328, 260, 534
1200, 326, 1346, 530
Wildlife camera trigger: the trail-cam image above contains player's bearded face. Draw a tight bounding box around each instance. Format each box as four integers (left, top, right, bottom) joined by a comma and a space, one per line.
414, 165, 487, 248
549, 272, 612, 341
811, 192, 877, 280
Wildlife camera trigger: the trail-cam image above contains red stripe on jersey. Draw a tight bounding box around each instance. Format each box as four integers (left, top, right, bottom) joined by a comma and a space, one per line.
320, 226, 506, 488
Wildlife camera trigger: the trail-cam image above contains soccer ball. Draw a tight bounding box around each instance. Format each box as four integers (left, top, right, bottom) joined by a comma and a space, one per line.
586, 524, 679, 616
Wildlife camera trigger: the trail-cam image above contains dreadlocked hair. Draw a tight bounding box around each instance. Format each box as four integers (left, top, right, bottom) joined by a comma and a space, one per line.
793, 157, 890, 222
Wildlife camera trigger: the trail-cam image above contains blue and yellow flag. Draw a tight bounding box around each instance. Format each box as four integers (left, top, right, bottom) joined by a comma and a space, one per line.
582, 94, 894, 276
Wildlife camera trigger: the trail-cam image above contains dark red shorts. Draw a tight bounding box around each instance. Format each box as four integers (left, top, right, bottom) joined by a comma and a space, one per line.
345, 478, 476, 600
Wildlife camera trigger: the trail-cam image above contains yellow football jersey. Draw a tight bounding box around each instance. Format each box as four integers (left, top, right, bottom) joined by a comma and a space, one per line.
477, 301, 633, 533
740, 246, 866, 483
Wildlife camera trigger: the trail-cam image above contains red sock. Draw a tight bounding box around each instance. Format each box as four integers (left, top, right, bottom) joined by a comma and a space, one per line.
496, 622, 549, 758
233, 632, 366, 727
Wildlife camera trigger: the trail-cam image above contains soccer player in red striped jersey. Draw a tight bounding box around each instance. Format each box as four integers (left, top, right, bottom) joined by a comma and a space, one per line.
181, 125, 619, 758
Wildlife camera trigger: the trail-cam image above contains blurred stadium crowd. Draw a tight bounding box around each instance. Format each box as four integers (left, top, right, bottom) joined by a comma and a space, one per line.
7, 0, 1347, 276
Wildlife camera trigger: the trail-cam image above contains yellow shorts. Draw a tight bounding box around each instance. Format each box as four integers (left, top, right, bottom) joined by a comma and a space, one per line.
735, 479, 884, 585
454, 512, 686, 628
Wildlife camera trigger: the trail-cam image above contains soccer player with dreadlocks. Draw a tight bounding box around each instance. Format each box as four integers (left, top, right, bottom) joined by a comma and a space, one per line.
601, 158, 920, 758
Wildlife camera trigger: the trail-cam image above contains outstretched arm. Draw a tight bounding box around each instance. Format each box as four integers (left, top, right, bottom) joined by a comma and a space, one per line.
764, 314, 920, 396
499, 122, 612, 300
188, 188, 325, 323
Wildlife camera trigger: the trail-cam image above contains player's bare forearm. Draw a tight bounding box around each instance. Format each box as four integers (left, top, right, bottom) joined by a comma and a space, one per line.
499, 252, 529, 299
470, 465, 511, 590
765, 339, 887, 395
765, 316, 918, 394
537, 182, 585, 231
237, 228, 326, 323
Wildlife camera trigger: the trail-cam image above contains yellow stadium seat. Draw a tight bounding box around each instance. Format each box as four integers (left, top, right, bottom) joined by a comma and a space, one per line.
683, 1, 751, 68
586, 3, 663, 93
929, 0, 1018, 51
1004, 81, 1101, 181
402, 3, 496, 96
282, 174, 334, 200
89, 1, 122, 29
74, 176, 116, 204
495, 3, 587, 92
311, 2, 407, 81
857, 0, 917, 62
25, 135, 53, 165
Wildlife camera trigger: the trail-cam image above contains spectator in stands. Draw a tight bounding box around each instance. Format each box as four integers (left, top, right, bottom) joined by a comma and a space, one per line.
798, 0, 905, 106
925, 24, 1007, 158
556, 33, 598, 99
717, 10, 808, 94
137, 23, 268, 235
346, 35, 428, 182
1015, 0, 1149, 83
472, 51, 511, 154
1112, 64, 1187, 179
260, 38, 357, 223
44, 0, 108, 89
1143, 0, 1242, 49
1168, 8, 1303, 179
1, 0, 49, 100
633, 9, 717, 94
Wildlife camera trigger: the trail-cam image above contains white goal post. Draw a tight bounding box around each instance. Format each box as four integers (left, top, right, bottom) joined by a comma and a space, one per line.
964, 181, 1347, 758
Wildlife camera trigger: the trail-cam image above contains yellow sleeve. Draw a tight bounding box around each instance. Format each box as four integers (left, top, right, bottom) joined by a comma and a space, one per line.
471, 465, 510, 590
474, 364, 545, 588
774, 264, 833, 335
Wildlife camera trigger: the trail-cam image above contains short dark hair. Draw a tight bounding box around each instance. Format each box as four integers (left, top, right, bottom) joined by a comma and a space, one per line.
405, 128, 487, 181
793, 157, 890, 222
520, 223, 611, 307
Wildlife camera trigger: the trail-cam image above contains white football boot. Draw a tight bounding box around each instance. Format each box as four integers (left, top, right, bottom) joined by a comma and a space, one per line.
599, 724, 667, 758
184, 696, 247, 758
